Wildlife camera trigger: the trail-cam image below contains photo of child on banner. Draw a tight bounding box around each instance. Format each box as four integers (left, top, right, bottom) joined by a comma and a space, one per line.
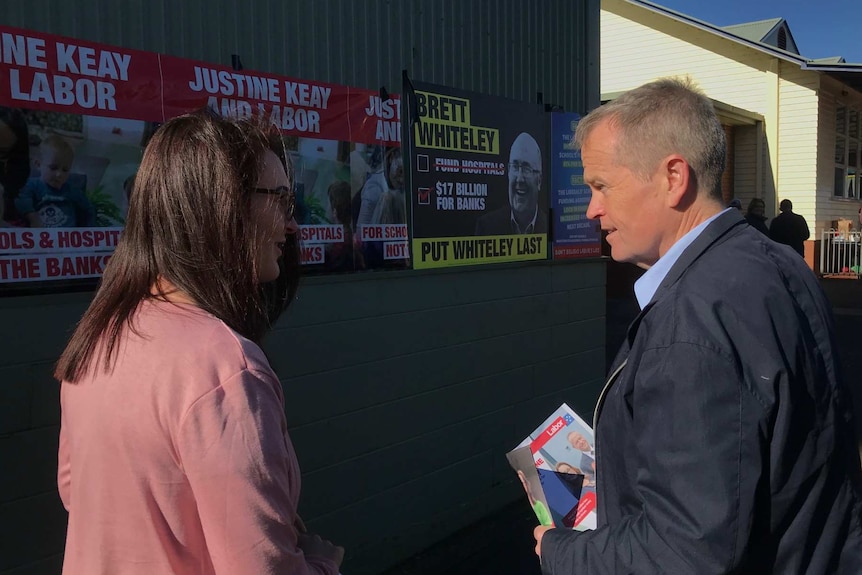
0, 106, 141, 284
406, 80, 549, 269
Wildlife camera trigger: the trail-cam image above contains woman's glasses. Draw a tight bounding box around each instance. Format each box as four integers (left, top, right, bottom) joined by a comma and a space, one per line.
254, 186, 296, 220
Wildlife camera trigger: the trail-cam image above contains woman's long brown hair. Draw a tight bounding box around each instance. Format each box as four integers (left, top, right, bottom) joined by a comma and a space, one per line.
55, 109, 300, 383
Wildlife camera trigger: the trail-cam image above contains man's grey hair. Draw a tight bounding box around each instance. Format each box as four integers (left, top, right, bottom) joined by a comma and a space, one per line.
574, 77, 726, 200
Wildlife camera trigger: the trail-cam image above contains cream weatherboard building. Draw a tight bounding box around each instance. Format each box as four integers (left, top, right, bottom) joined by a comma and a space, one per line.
601, 0, 862, 266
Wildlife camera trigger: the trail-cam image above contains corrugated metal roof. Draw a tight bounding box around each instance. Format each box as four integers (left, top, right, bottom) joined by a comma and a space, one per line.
1, 0, 599, 113
810, 57, 847, 65
721, 18, 782, 43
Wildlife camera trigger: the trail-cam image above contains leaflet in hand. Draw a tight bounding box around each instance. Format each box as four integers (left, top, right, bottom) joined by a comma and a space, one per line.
507, 403, 597, 530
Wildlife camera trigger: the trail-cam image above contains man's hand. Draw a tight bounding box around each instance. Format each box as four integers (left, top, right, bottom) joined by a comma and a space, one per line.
534, 525, 553, 558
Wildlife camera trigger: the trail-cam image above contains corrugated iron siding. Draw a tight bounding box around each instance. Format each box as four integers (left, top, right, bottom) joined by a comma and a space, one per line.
2, 0, 599, 112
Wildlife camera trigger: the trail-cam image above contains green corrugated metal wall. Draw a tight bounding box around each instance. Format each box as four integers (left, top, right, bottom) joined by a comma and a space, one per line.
3, 0, 599, 110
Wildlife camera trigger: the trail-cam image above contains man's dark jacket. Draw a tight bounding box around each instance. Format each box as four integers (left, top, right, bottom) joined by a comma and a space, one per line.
542, 210, 862, 574
770, 210, 811, 257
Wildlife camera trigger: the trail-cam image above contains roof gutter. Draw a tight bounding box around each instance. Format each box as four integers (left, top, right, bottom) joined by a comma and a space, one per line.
801, 63, 862, 73
620, 0, 862, 92
624, 0, 809, 66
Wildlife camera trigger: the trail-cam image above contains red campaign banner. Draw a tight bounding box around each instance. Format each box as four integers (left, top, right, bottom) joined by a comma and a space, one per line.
0, 26, 163, 121
298, 224, 345, 245
299, 244, 325, 265
160, 54, 350, 139
530, 416, 568, 454
357, 224, 408, 242
347, 90, 401, 146
0, 253, 112, 283
0, 24, 405, 286
383, 241, 410, 260
159, 54, 401, 146
0, 227, 122, 255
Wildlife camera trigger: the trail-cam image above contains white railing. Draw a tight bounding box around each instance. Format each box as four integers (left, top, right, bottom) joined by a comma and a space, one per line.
820, 229, 862, 277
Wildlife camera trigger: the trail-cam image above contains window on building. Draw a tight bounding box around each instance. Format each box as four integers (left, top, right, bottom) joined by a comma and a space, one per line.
834, 106, 860, 199
777, 27, 787, 51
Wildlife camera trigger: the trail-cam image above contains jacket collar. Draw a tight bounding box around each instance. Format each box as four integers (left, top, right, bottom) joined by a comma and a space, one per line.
606, 209, 746, 375
652, 208, 746, 305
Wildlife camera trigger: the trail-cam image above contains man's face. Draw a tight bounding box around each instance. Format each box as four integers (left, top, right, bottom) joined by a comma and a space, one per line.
583, 120, 667, 267
567, 432, 591, 452
508, 135, 541, 221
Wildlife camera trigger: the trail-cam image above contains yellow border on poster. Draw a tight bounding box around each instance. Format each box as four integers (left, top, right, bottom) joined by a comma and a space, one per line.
412, 234, 547, 269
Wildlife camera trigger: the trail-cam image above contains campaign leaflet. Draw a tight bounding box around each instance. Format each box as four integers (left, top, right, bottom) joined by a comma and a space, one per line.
508, 403, 597, 530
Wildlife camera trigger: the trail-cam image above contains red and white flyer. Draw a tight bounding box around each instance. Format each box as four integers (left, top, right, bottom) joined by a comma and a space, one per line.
508, 403, 597, 531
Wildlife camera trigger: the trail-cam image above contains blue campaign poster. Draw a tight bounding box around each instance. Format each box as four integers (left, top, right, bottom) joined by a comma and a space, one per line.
550, 112, 601, 259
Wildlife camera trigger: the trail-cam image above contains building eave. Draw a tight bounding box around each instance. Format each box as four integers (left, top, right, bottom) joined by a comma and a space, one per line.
620, 0, 807, 65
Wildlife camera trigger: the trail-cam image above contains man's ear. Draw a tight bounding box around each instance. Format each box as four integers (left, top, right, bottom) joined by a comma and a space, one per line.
663, 155, 691, 209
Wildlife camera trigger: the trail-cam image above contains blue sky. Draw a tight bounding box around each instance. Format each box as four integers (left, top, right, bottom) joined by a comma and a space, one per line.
650, 0, 862, 63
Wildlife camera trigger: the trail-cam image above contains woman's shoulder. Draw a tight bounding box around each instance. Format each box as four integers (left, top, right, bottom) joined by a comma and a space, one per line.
135, 300, 275, 382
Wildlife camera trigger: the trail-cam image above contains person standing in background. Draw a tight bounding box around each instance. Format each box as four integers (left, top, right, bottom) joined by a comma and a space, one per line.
770, 199, 810, 257
744, 197, 769, 235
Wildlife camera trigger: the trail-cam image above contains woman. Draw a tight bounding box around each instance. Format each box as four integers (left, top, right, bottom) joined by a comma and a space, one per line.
744, 197, 770, 235
55, 110, 343, 575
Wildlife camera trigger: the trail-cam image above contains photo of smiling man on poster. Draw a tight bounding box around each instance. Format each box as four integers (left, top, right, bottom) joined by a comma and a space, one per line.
475, 131, 548, 236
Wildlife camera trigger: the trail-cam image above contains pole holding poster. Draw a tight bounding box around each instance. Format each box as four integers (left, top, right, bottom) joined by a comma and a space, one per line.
550, 113, 601, 259
406, 80, 549, 269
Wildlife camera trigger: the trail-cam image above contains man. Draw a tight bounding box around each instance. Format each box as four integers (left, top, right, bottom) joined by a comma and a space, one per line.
534, 78, 862, 574
566, 430, 596, 479
770, 198, 810, 257
475, 132, 548, 235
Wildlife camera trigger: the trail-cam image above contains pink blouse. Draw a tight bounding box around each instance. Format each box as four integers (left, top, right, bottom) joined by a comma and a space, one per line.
58, 300, 337, 575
